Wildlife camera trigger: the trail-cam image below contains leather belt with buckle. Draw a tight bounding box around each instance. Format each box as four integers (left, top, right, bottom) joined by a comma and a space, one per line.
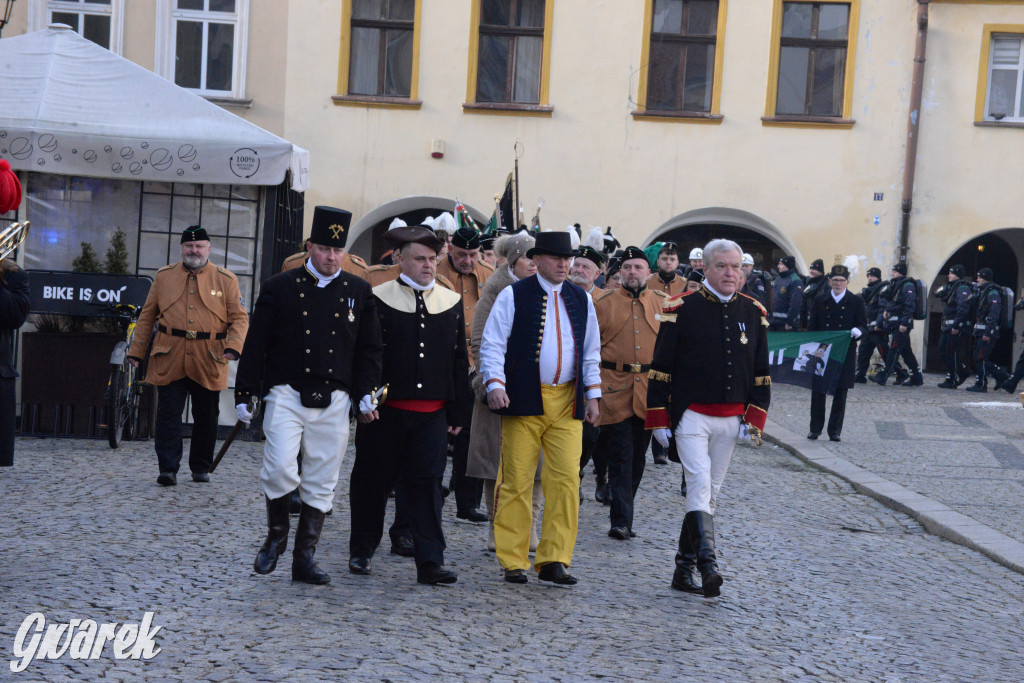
601, 361, 650, 373
158, 324, 227, 340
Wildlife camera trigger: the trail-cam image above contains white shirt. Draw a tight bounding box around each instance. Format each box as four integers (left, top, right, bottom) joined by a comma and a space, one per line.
703, 281, 733, 302
831, 289, 846, 303
305, 259, 340, 288
481, 274, 602, 400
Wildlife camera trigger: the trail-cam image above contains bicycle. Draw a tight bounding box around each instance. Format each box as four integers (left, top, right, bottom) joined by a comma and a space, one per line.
104, 303, 147, 448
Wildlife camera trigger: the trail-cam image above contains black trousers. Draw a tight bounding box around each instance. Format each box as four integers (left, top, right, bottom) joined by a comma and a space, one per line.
1, 376, 14, 467
810, 387, 849, 437
578, 421, 605, 482
938, 330, 970, 380
602, 416, 653, 531
350, 406, 448, 569
448, 423, 482, 515
883, 328, 919, 376
155, 377, 219, 475
974, 336, 1005, 385
856, 330, 888, 378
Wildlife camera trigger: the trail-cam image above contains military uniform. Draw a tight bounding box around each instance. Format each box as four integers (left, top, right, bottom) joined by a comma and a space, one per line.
936, 276, 973, 388
968, 280, 1007, 391
646, 281, 770, 598
0, 264, 29, 467
807, 276, 867, 440
855, 277, 890, 382
871, 272, 922, 386
281, 250, 370, 280
128, 242, 249, 480
593, 282, 664, 537
648, 271, 685, 297
770, 270, 803, 331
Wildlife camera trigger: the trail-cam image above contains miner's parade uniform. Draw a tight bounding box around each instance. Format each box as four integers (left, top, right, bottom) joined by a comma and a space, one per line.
281, 248, 371, 280
593, 246, 664, 539
870, 265, 923, 386
128, 225, 249, 484
967, 268, 1008, 392
348, 226, 472, 585
236, 207, 384, 585
936, 265, 974, 388
770, 257, 803, 331
649, 270, 686, 297
646, 269, 770, 598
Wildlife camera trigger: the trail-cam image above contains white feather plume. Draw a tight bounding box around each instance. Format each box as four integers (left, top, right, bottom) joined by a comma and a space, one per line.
584, 226, 604, 251
843, 255, 864, 280
564, 224, 580, 249
388, 217, 408, 231
433, 212, 456, 235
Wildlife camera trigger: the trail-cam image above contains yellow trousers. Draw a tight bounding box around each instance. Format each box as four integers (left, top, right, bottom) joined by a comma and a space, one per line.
494, 383, 582, 572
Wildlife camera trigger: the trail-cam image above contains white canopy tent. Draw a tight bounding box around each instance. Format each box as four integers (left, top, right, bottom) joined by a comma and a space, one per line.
0, 25, 309, 191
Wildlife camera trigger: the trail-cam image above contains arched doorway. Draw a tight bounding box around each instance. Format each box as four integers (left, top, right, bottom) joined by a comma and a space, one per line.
642, 207, 800, 275
347, 196, 489, 264
924, 229, 1022, 371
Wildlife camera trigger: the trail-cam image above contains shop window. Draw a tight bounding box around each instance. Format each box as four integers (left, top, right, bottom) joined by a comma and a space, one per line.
157, 0, 249, 100
32, 0, 124, 53
465, 0, 554, 114
978, 28, 1024, 124
339, 0, 419, 103
764, 0, 859, 127
636, 0, 727, 122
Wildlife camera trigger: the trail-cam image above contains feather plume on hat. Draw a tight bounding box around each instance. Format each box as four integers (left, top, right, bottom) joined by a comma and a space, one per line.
388, 217, 408, 231
564, 224, 581, 250
843, 255, 864, 281
584, 226, 604, 252
433, 212, 456, 236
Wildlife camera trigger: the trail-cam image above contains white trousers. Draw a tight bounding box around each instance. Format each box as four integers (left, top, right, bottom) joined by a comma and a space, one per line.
674, 409, 741, 514
259, 385, 352, 512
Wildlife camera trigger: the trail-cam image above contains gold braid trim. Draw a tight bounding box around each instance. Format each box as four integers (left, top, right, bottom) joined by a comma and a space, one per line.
754, 375, 772, 386
648, 369, 672, 382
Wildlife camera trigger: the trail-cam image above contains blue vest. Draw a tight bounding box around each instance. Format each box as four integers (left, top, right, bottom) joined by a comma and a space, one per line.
500, 275, 589, 420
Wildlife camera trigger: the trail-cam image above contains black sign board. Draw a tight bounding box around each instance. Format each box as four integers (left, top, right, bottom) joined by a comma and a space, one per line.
27, 270, 153, 317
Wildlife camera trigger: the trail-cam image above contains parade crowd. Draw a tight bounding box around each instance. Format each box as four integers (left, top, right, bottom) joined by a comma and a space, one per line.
3, 202, 1023, 600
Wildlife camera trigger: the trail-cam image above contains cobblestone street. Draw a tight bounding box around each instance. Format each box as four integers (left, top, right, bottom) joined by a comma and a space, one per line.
3, 404, 1023, 681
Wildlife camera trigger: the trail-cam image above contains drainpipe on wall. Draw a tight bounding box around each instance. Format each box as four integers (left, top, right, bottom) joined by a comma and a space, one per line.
899, 0, 930, 266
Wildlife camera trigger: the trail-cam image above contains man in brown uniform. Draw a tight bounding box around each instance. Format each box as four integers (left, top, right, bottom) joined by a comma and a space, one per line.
648, 243, 685, 297
437, 226, 494, 522
128, 226, 249, 486
593, 246, 664, 539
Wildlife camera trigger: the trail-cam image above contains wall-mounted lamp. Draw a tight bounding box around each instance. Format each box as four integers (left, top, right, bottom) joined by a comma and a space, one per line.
430, 139, 444, 160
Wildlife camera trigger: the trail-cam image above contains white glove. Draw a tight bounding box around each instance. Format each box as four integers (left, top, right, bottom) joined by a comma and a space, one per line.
738, 423, 751, 441
358, 394, 375, 414
236, 403, 253, 425
850, 328, 863, 339
653, 428, 671, 449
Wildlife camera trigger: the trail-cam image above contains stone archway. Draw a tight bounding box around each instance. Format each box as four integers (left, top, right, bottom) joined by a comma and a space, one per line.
641, 207, 802, 275
924, 228, 1024, 372
348, 196, 490, 263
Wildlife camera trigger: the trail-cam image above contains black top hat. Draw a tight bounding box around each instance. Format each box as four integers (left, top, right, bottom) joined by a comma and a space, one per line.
309, 206, 352, 248
620, 246, 648, 265
829, 265, 850, 280
810, 259, 825, 273
451, 226, 481, 250
892, 263, 907, 276
181, 225, 210, 243
576, 246, 605, 267
949, 264, 966, 277
384, 225, 445, 253
977, 267, 994, 281
526, 231, 577, 258
867, 267, 882, 278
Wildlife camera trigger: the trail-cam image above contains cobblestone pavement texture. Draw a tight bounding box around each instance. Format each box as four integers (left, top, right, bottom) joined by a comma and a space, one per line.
2, 404, 1024, 680
767, 374, 1024, 559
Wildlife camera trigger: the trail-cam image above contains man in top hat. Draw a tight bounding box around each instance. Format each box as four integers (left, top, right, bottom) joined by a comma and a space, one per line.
234, 206, 383, 585
348, 225, 472, 585
481, 231, 602, 585
646, 238, 770, 598
966, 267, 1009, 392
770, 256, 804, 331
592, 246, 665, 540
856, 267, 891, 383
650, 243, 685, 296
806, 265, 867, 442
800, 259, 827, 330
870, 263, 923, 387
128, 225, 249, 486
936, 264, 974, 388
437, 225, 495, 523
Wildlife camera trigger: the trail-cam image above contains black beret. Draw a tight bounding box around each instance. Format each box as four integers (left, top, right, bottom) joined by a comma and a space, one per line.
892, 263, 907, 276
576, 246, 605, 267
181, 225, 209, 243
620, 246, 648, 265
978, 267, 994, 281
867, 267, 882, 278
309, 206, 352, 248
451, 226, 481, 250
480, 237, 495, 250
810, 259, 825, 272
949, 264, 966, 277
687, 269, 705, 284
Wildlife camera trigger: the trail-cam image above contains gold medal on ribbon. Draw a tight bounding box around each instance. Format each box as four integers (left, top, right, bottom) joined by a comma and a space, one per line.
740, 331, 748, 345
348, 308, 355, 322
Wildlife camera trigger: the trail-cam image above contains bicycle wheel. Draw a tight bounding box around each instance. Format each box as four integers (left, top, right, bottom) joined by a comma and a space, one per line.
123, 364, 141, 441
107, 366, 127, 449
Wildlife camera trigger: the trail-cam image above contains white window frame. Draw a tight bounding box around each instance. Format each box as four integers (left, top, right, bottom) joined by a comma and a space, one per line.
155, 0, 249, 100
29, 0, 125, 54
984, 33, 1024, 123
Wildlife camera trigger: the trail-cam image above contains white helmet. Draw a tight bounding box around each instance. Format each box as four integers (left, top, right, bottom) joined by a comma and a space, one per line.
689, 247, 703, 260
742, 253, 754, 266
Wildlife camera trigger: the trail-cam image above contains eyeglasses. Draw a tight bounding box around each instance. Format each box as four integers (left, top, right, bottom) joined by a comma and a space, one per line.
831, 277, 847, 282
